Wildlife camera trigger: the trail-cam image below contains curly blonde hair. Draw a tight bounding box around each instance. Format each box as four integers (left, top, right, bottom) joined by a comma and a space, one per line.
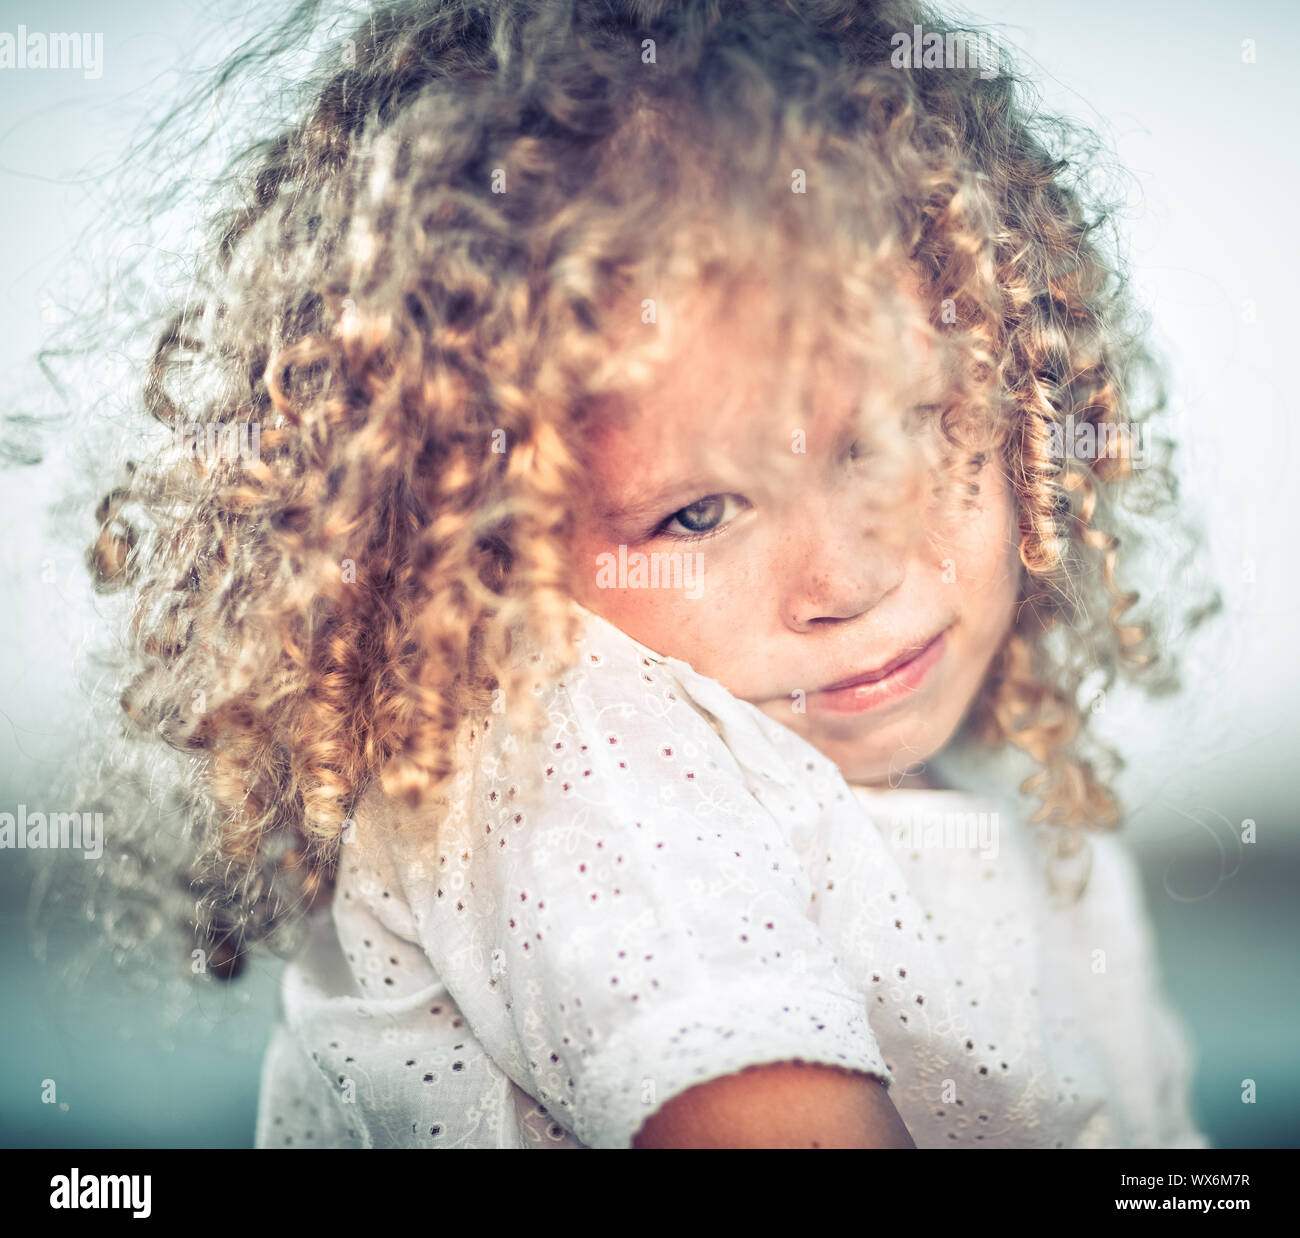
82, 0, 1216, 978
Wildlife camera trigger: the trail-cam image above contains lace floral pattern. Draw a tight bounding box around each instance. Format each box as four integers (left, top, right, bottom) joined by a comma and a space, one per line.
256, 602, 1206, 1149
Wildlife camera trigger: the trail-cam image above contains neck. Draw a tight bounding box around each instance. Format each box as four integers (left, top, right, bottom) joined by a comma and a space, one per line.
851, 768, 947, 792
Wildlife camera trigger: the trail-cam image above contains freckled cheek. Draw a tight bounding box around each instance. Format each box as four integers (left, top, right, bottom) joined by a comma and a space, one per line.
607, 587, 688, 636
962, 512, 1022, 661
612, 574, 771, 688
575, 579, 723, 664
938, 492, 1019, 666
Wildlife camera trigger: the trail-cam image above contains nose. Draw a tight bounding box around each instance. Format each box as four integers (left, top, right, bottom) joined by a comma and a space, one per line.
780, 494, 911, 631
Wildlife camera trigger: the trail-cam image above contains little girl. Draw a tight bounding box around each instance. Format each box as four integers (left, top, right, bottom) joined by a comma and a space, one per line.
88, 0, 1212, 1148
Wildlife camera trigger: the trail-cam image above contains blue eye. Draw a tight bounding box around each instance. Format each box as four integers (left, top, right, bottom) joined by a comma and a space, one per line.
659, 494, 742, 540
673, 496, 725, 532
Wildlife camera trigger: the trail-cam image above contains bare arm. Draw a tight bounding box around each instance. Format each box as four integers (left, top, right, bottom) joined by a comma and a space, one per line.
632, 1060, 915, 1149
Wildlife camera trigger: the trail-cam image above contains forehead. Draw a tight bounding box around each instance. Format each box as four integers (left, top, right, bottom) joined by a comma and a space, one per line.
582, 277, 941, 491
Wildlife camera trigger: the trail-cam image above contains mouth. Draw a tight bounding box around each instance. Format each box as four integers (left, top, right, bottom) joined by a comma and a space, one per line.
809, 626, 952, 715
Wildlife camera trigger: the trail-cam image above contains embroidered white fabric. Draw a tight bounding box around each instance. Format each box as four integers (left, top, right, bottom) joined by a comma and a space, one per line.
255, 602, 1207, 1149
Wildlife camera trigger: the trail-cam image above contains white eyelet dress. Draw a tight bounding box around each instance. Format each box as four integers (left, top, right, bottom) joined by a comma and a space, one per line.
255, 601, 1208, 1149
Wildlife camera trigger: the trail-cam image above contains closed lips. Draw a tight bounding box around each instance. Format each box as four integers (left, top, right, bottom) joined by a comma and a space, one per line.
819, 630, 947, 692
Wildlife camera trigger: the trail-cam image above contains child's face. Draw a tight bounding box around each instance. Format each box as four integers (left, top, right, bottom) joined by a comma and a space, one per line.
566, 289, 1022, 787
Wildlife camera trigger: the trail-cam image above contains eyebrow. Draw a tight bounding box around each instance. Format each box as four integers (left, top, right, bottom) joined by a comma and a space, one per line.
600, 476, 722, 525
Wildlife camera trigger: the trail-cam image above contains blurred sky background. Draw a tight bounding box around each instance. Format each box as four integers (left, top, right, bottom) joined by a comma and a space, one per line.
1, 0, 1296, 1148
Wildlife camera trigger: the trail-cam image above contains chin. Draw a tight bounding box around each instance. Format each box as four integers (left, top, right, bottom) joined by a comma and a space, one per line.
801, 708, 964, 785
825, 747, 928, 786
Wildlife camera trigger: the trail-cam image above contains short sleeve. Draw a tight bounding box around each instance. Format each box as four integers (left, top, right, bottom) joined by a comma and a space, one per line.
386, 609, 892, 1149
